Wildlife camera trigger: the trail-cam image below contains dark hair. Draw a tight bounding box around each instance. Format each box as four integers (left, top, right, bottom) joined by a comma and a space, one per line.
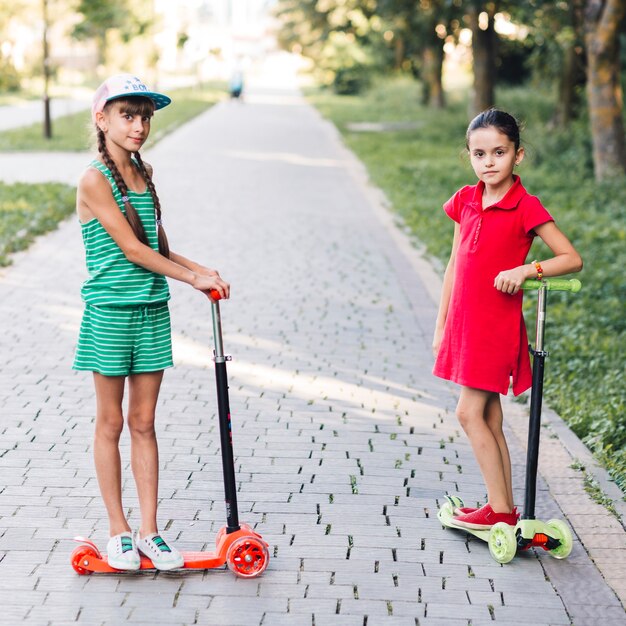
466, 108, 521, 151
96, 96, 170, 258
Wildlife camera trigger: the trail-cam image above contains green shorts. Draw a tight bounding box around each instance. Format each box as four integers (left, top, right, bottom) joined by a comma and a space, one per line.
73, 302, 173, 376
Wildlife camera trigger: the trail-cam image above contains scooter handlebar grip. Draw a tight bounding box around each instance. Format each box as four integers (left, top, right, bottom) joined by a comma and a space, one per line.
209, 289, 222, 301
521, 278, 582, 293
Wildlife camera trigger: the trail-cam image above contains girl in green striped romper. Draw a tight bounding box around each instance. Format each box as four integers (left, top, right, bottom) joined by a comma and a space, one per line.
73, 74, 230, 571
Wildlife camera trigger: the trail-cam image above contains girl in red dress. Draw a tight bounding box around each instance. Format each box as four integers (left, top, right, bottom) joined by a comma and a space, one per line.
432, 109, 582, 529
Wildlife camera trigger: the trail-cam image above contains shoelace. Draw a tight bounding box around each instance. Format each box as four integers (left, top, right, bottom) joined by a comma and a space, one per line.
120, 536, 134, 554
151, 535, 172, 553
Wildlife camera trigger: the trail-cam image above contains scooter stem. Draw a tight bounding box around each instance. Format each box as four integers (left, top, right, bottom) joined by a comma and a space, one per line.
211, 297, 241, 533
523, 283, 548, 520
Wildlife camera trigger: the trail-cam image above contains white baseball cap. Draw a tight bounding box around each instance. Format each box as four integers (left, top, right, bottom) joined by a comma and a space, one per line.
92, 74, 171, 122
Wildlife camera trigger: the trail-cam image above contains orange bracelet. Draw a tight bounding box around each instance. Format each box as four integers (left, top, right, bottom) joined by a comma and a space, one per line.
532, 260, 543, 280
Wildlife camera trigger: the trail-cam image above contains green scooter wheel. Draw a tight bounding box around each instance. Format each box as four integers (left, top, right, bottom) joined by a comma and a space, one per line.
546, 519, 573, 559
488, 522, 517, 563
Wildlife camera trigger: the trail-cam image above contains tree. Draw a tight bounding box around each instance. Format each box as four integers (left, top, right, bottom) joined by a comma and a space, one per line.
467, 0, 499, 116
415, 0, 448, 108
374, 0, 454, 107
584, 0, 626, 180
72, 0, 133, 68
509, 0, 586, 128
275, 0, 381, 93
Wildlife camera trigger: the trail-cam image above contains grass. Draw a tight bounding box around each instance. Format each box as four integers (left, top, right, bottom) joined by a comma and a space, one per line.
0, 82, 227, 152
0, 82, 227, 266
308, 76, 626, 494
0, 181, 75, 265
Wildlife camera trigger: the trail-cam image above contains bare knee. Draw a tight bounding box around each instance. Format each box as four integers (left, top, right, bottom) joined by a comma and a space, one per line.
128, 412, 156, 439
95, 411, 124, 443
456, 404, 479, 433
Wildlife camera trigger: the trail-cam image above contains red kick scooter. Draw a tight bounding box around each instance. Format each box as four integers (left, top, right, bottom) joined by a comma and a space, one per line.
70, 292, 270, 577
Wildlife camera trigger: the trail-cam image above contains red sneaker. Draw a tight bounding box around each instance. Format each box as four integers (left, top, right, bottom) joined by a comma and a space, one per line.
453, 504, 518, 530
454, 503, 519, 517
454, 504, 482, 515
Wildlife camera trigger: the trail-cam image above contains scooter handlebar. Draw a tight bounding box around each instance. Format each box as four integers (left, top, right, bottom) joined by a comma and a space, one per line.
521, 278, 582, 293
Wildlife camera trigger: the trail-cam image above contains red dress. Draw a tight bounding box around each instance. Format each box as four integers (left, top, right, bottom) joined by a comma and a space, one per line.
433, 176, 553, 395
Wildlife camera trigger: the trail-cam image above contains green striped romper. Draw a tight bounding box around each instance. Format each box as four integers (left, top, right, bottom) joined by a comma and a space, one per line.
73, 159, 173, 376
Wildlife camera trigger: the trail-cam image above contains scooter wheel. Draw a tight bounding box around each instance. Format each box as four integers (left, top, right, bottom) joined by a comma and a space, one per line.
546, 519, 573, 559
226, 536, 269, 578
488, 522, 517, 564
439, 500, 455, 517
71, 545, 97, 575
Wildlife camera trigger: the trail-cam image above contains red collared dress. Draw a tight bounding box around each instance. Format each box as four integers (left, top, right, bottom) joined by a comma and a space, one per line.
433, 176, 553, 396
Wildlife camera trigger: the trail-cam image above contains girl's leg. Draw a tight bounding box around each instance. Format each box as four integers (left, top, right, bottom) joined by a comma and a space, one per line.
456, 387, 513, 513
127, 370, 164, 538
484, 394, 514, 509
93, 373, 129, 536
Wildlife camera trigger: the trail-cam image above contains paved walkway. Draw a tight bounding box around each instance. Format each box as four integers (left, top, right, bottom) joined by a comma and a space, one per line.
0, 60, 624, 625
0, 97, 91, 131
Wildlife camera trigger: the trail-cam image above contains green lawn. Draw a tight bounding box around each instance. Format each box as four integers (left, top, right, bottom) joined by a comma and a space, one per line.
0, 181, 75, 265
309, 78, 626, 494
0, 82, 227, 265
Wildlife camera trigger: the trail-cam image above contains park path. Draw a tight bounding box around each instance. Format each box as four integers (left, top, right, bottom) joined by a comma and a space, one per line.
0, 55, 624, 625
0, 97, 91, 131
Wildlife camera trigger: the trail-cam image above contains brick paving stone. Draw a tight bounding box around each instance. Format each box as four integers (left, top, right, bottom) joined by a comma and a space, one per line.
0, 58, 624, 626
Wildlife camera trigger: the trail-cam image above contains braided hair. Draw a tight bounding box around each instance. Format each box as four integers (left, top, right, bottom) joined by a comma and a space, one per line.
96, 96, 170, 258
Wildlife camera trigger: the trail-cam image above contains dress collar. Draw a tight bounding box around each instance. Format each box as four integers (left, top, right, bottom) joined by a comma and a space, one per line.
471, 175, 527, 211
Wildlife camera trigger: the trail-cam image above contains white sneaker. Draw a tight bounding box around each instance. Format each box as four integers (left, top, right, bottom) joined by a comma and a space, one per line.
106, 532, 140, 571
136, 533, 184, 571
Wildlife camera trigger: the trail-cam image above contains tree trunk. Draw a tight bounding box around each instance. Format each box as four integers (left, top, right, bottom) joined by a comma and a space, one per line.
556, 0, 585, 128
468, 3, 497, 117
394, 35, 405, 71
584, 0, 626, 180
556, 43, 577, 127
422, 44, 445, 108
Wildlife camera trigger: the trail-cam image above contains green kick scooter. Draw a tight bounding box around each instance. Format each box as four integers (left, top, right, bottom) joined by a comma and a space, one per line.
437, 277, 582, 563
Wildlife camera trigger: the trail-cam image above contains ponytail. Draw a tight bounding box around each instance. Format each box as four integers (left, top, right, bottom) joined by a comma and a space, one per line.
96, 127, 170, 258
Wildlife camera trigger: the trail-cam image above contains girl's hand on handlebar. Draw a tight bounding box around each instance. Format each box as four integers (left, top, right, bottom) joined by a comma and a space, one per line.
191, 272, 230, 300
494, 266, 527, 294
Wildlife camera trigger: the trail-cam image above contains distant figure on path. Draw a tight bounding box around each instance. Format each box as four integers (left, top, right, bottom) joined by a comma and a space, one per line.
229, 68, 244, 100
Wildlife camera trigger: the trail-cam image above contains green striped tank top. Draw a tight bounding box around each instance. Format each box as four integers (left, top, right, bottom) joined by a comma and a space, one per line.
80, 160, 170, 306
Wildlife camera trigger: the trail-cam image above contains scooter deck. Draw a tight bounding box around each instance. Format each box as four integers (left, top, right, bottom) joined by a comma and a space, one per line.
437, 494, 574, 563
81, 552, 226, 573
71, 524, 270, 576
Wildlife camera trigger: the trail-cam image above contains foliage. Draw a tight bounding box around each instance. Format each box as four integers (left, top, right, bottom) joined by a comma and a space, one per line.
0, 83, 226, 152
0, 55, 21, 92
72, 0, 134, 42
0, 181, 75, 266
308, 77, 626, 492
275, 0, 382, 92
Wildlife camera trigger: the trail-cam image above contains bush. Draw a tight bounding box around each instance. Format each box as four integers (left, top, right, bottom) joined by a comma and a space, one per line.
0, 57, 21, 92
333, 66, 371, 95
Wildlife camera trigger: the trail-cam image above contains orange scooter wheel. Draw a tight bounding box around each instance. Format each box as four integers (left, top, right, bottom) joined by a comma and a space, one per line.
71, 545, 97, 575
226, 536, 269, 578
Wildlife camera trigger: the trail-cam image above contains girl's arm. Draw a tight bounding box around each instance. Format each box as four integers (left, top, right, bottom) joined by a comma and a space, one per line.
79, 170, 229, 298
169, 251, 219, 277
433, 223, 460, 357
494, 221, 583, 294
